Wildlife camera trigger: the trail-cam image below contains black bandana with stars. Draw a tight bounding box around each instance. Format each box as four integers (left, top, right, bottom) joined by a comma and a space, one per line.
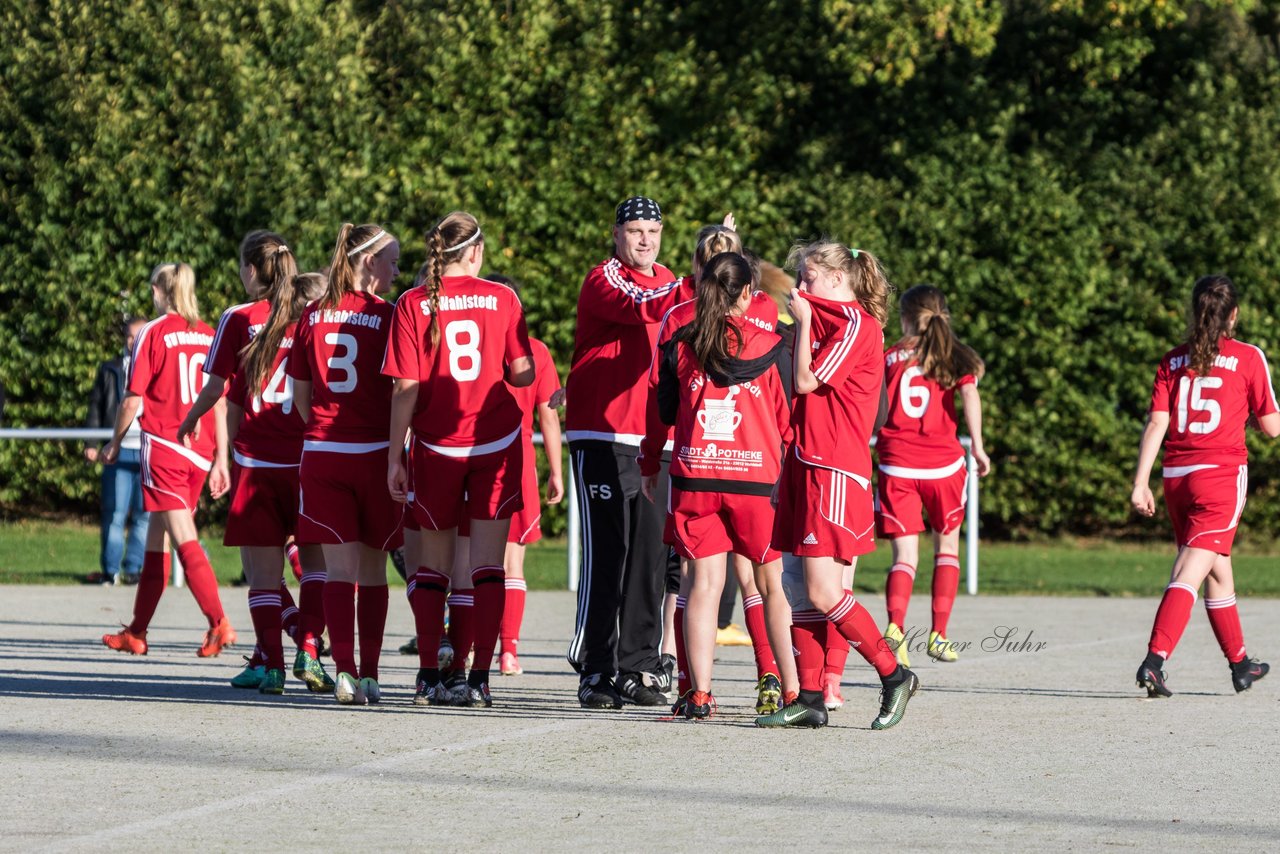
615, 196, 662, 225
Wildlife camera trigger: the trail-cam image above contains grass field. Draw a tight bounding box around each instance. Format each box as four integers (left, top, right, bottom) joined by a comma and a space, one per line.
3, 519, 1279, 595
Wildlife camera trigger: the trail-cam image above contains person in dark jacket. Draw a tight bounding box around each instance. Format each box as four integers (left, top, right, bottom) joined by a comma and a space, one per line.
84, 317, 150, 585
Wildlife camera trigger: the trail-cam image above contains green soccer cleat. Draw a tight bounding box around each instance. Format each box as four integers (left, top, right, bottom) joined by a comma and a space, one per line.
755, 673, 783, 715
871, 668, 920, 731
884, 622, 911, 668
258, 668, 285, 695
293, 649, 335, 693
230, 660, 266, 690
927, 631, 959, 663
755, 699, 828, 729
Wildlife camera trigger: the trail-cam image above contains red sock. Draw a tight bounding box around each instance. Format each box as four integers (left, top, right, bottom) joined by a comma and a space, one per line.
742, 593, 778, 679
826, 592, 898, 677
412, 569, 449, 671
1148, 582, 1197, 660
128, 550, 171, 634
247, 644, 264, 668
791, 610, 828, 692
470, 566, 506, 676
298, 567, 326, 657
279, 578, 300, 641
931, 554, 960, 637
323, 581, 357, 676
446, 592, 475, 674
248, 588, 284, 671
177, 541, 225, 627
886, 562, 916, 628
823, 630, 851, 678
286, 542, 303, 582
356, 585, 388, 681
1205, 593, 1246, 664
500, 578, 527, 656
674, 596, 690, 696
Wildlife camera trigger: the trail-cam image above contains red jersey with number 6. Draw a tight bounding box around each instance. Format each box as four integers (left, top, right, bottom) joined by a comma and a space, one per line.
128, 313, 219, 461
288, 290, 395, 444
227, 320, 306, 465
876, 341, 975, 471
1151, 337, 1278, 468
206, 300, 269, 382
381, 276, 532, 449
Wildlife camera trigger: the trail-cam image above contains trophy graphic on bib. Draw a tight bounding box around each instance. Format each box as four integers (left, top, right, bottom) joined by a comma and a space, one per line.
697, 386, 742, 442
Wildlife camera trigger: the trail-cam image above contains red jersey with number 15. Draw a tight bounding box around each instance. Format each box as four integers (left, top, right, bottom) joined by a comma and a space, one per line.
288, 290, 395, 444
227, 320, 306, 465
381, 276, 532, 450
1151, 337, 1278, 468
876, 341, 975, 471
206, 300, 269, 382
128, 313, 219, 461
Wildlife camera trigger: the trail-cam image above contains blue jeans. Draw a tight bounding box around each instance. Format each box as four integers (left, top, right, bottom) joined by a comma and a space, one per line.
100, 447, 150, 579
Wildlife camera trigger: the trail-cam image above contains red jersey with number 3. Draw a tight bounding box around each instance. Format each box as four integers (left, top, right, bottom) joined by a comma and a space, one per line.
227, 320, 306, 465
381, 276, 532, 449
790, 292, 884, 486
1151, 337, 1278, 468
876, 341, 975, 470
206, 300, 269, 382
288, 290, 395, 444
128, 312, 219, 460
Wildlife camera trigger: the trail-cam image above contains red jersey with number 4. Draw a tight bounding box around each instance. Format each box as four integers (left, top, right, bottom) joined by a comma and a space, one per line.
206, 300, 269, 381
876, 341, 975, 470
128, 313, 219, 461
790, 292, 884, 486
288, 290, 395, 444
227, 320, 306, 465
1151, 337, 1278, 468
381, 276, 532, 449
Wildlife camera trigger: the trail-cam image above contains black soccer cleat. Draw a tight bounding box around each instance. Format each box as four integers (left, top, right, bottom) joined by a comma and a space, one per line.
578, 674, 624, 710
616, 671, 667, 706
1136, 661, 1173, 698
684, 690, 716, 720
755, 698, 828, 729
1231, 658, 1269, 693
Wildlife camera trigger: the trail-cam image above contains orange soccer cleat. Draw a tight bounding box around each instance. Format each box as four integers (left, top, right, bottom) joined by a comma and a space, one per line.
102, 626, 148, 655
197, 617, 237, 658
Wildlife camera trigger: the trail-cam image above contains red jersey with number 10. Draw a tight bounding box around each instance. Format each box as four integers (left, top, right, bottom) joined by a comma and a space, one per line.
288, 290, 395, 444
876, 341, 975, 471
1151, 337, 1278, 468
227, 320, 306, 465
381, 276, 532, 450
128, 312, 219, 461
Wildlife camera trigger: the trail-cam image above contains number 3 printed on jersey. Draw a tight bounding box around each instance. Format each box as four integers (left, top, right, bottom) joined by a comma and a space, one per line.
325, 332, 358, 393
1176, 375, 1222, 434
446, 319, 481, 382
900, 366, 930, 418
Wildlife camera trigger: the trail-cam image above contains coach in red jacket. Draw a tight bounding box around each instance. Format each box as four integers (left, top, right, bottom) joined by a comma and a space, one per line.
564, 197, 694, 709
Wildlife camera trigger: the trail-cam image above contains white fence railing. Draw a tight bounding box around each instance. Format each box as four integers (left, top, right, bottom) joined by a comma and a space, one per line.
1, 428, 979, 594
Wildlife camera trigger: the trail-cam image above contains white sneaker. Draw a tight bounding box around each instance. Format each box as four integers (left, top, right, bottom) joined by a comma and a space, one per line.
359, 677, 381, 704
335, 672, 363, 705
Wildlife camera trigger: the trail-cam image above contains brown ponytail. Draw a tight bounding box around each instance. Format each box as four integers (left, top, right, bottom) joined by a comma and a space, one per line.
1187, 274, 1238, 376
899, 285, 984, 388
324, 223, 393, 310
688, 252, 751, 373
239, 230, 298, 306
421, 211, 483, 345
691, 225, 743, 277
240, 273, 327, 397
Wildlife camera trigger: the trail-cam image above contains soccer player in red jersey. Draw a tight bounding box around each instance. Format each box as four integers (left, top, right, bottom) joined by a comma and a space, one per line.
760, 241, 919, 730
101, 263, 235, 658
640, 252, 791, 720
1131, 275, 1274, 697
289, 223, 403, 705
384, 212, 534, 708
876, 285, 991, 667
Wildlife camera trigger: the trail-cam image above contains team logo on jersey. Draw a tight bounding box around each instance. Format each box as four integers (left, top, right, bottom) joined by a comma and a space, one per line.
696, 387, 743, 442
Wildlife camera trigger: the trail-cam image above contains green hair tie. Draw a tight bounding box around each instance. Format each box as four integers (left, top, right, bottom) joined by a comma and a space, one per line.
851, 248, 861, 258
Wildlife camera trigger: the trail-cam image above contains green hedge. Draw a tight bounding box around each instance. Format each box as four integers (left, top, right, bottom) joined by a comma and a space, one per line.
3, 1, 1280, 539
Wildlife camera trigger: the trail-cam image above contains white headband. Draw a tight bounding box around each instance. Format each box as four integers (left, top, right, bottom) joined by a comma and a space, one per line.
346, 229, 388, 257
444, 230, 482, 253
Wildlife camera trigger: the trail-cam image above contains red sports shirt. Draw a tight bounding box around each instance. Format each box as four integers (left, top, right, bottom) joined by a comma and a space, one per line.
876, 340, 975, 473
128, 313, 219, 461
381, 276, 532, 450
1151, 337, 1278, 469
790, 292, 884, 486
206, 300, 269, 381
288, 290, 395, 445
510, 337, 560, 441
227, 319, 306, 466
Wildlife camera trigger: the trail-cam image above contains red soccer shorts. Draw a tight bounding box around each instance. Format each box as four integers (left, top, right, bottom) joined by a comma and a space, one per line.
410, 435, 523, 531
772, 459, 875, 563
140, 434, 209, 513
298, 447, 403, 550
875, 460, 968, 538
1163, 463, 1248, 555
224, 461, 299, 547
671, 488, 780, 564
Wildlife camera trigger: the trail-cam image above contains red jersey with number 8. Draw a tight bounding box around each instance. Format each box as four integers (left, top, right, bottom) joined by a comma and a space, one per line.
128, 313, 219, 460
288, 291, 395, 444
381, 276, 532, 449
877, 341, 975, 470
227, 320, 306, 465
1151, 337, 1278, 468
